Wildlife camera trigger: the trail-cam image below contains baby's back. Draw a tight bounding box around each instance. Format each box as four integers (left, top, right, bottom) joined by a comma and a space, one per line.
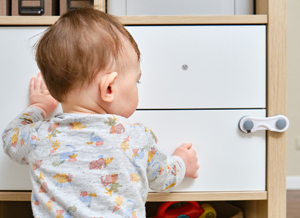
30, 113, 150, 217
3, 108, 185, 217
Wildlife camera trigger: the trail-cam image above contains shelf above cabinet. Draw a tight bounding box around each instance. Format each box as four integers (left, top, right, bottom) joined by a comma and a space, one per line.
0, 16, 59, 25
0, 15, 267, 25
0, 191, 267, 201
120, 15, 268, 25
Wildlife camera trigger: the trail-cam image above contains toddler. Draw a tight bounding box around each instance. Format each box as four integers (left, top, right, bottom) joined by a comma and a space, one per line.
2, 7, 199, 218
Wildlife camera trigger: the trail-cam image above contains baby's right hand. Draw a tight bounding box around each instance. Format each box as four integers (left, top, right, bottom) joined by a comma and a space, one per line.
172, 143, 199, 179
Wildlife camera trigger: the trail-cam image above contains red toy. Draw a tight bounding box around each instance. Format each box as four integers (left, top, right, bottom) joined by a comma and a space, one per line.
154, 201, 204, 218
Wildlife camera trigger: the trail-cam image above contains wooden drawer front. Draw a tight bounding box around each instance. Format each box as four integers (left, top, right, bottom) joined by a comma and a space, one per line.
126, 25, 266, 109
130, 109, 266, 192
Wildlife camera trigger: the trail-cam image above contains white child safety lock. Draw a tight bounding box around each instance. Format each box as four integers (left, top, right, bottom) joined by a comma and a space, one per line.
239, 115, 289, 134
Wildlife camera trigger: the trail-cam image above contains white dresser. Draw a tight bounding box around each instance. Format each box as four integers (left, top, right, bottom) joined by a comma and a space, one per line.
0, 25, 266, 192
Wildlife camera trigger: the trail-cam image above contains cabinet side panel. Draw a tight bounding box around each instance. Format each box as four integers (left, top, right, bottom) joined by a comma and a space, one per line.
267, 0, 287, 218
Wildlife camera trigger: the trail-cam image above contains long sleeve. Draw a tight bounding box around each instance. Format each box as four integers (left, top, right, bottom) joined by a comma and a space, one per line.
2, 107, 44, 165
146, 128, 186, 192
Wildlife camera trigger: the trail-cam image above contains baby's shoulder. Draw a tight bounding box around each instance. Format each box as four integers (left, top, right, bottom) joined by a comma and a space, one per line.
120, 117, 148, 134
121, 117, 158, 144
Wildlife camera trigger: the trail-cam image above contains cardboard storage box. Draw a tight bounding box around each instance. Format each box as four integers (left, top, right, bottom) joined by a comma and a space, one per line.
12, 0, 58, 15
0, 0, 10, 15
60, 0, 93, 15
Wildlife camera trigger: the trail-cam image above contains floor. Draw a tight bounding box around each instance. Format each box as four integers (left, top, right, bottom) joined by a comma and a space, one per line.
287, 190, 300, 218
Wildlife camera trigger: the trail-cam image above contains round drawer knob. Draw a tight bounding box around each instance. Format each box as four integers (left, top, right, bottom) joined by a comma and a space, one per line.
182, 64, 188, 70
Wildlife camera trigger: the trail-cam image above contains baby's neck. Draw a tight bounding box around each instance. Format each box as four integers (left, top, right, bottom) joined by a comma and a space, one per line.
61, 103, 107, 115
61, 88, 107, 115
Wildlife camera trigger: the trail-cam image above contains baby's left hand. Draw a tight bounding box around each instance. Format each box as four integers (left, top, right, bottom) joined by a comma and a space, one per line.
30, 72, 58, 117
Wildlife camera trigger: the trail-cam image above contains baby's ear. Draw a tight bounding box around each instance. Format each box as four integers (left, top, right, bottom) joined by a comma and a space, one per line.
99, 72, 118, 103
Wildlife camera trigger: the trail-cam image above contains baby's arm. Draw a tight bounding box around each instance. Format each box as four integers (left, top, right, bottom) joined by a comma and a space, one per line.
2, 73, 58, 164
146, 129, 199, 192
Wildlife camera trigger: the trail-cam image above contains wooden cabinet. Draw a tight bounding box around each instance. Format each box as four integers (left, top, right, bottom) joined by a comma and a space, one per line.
0, 0, 287, 218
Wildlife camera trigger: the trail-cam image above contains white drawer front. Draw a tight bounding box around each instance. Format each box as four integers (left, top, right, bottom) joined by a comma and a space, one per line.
126, 26, 266, 109
0, 27, 49, 121
130, 110, 266, 192
0, 27, 55, 190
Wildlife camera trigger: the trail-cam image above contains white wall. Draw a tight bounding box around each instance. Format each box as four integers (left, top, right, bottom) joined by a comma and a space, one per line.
287, 0, 300, 176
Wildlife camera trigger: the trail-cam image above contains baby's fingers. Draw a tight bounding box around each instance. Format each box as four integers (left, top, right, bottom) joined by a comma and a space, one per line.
30, 76, 36, 93
193, 172, 198, 179
35, 72, 42, 91
180, 143, 192, 149
190, 148, 197, 156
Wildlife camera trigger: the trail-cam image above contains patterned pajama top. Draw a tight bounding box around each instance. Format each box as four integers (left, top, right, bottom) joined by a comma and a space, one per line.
2, 107, 185, 218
